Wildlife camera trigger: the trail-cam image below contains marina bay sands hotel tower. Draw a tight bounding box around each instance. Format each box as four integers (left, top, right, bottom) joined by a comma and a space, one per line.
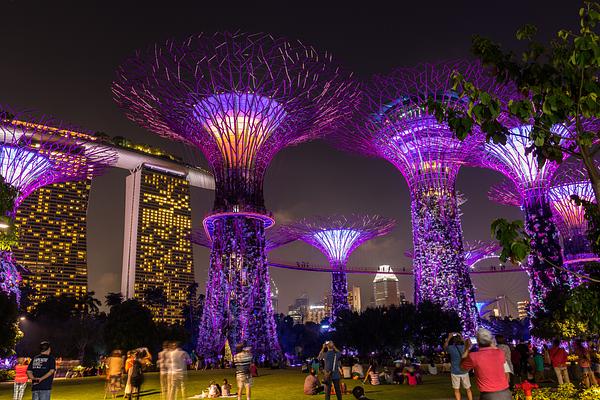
15, 135, 214, 323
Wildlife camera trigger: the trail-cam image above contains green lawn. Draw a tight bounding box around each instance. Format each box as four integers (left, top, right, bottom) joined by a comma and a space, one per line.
0, 368, 467, 399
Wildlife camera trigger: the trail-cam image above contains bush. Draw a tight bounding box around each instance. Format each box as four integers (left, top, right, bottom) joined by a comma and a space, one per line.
0, 369, 15, 382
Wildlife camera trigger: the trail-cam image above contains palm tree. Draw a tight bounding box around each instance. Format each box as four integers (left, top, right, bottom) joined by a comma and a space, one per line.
105, 292, 124, 309
143, 287, 167, 321
77, 291, 101, 315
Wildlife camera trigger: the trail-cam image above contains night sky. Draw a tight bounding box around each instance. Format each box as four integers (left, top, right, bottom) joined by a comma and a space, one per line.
0, 1, 579, 314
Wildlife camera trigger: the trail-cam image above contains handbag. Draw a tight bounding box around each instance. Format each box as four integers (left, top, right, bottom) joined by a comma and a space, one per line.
323, 353, 337, 384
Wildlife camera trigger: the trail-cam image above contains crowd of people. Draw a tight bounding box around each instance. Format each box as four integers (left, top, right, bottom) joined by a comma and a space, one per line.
9, 333, 600, 400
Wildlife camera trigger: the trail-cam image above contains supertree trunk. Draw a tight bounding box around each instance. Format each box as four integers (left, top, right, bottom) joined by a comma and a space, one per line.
0, 250, 21, 303
197, 216, 279, 361
523, 195, 570, 314
410, 189, 478, 335
331, 268, 350, 319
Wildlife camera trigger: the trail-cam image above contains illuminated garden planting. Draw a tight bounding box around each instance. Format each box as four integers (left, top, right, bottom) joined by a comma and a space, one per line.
287, 215, 395, 320
334, 61, 507, 334
113, 32, 359, 360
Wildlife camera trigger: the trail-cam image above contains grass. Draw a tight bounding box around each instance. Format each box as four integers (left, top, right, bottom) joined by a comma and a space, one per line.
0, 368, 470, 399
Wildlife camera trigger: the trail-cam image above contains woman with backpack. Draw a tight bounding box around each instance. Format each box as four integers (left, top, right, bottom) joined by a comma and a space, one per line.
124, 350, 145, 400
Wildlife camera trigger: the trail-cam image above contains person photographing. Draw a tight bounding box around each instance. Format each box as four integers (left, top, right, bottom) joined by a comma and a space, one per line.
460, 328, 510, 400
318, 341, 342, 400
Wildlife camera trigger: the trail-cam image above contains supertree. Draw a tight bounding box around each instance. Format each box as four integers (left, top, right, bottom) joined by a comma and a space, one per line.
286, 215, 395, 319
405, 240, 499, 269
334, 61, 506, 334
113, 32, 359, 360
548, 165, 598, 286
477, 122, 575, 314
0, 110, 116, 301
189, 224, 300, 253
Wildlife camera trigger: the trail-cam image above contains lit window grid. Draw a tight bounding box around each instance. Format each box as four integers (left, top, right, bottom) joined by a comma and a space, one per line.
132, 167, 194, 324
13, 180, 90, 309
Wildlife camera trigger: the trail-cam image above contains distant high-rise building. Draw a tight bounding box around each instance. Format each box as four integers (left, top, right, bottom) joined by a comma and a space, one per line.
287, 293, 309, 323
14, 180, 91, 308
517, 300, 530, 320
271, 278, 279, 313
373, 265, 401, 307
306, 304, 327, 324
121, 164, 194, 324
348, 286, 362, 312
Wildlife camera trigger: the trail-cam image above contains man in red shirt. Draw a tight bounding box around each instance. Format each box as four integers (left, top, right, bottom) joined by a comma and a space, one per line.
548, 339, 570, 385
460, 328, 510, 400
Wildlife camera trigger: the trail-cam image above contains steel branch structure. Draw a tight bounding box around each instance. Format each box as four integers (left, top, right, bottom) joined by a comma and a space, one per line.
189, 224, 300, 252
549, 165, 598, 286
113, 32, 359, 360
0, 109, 116, 302
334, 61, 506, 334
477, 122, 576, 314
286, 215, 395, 319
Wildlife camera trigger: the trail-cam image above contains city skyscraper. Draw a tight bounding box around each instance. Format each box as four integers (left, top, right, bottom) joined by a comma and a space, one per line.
121, 164, 194, 324
348, 286, 362, 312
14, 180, 91, 308
373, 265, 401, 307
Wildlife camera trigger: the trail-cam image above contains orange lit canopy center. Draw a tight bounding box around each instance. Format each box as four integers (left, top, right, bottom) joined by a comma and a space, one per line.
194, 93, 286, 169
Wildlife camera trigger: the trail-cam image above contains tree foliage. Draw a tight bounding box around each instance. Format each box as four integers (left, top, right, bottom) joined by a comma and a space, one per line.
103, 299, 157, 351
430, 1, 600, 264
332, 302, 461, 357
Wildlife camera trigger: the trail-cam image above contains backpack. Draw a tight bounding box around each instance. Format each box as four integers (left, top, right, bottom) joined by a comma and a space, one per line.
130, 361, 144, 387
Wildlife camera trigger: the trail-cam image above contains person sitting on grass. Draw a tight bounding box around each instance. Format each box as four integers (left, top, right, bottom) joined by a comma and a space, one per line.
368, 367, 380, 385
222, 378, 232, 396
351, 361, 364, 379
303, 368, 324, 395
208, 380, 221, 398
404, 367, 418, 386
351, 386, 372, 400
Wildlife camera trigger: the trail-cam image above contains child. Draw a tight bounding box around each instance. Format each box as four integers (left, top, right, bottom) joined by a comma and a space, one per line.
222, 378, 232, 396
208, 380, 221, 398
13, 357, 28, 400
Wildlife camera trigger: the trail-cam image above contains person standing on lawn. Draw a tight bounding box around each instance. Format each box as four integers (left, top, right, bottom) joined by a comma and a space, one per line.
13, 357, 29, 400
233, 343, 253, 400
26, 341, 56, 400
548, 339, 570, 385
318, 341, 342, 400
444, 332, 473, 400
461, 328, 510, 400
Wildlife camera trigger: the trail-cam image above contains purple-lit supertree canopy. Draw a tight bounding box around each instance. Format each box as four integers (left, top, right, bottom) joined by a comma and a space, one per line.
286, 215, 395, 319
334, 61, 506, 334
548, 165, 598, 286
0, 110, 116, 301
189, 224, 300, 253
405, 240, 499, 270
477, 122, 575, 314
113, 32, 359, 360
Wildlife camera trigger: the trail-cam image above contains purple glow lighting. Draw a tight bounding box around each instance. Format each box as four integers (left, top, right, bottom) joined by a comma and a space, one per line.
333, 61, 507, 334
0, 110, 116, 303
549, 165, 598, 286
478, 122, 576, 315
0, 112, 117, 211
406, 240, 500, 269
286, 215, 395, 319
113, 32, 359, 360
190, 224, 300, 252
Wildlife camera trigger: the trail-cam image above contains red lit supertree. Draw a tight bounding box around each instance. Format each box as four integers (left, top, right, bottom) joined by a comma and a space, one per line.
285, 215, 395, 319
332, 61, 507, 334
0, 109, 116, 301
113, 32, 359, 360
